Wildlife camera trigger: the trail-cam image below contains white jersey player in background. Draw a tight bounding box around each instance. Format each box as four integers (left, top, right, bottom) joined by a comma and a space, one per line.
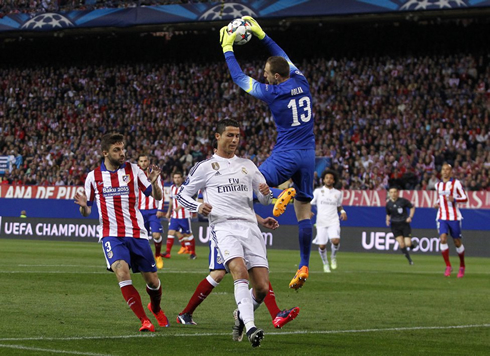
311, 169, 347, 273
177, 119, 272, 348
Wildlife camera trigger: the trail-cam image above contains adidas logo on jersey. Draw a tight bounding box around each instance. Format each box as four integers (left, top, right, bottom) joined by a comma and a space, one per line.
215, 171, 221, 176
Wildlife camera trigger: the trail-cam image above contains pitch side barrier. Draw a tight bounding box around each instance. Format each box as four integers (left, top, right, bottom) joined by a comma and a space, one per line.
1, 217, 488, 257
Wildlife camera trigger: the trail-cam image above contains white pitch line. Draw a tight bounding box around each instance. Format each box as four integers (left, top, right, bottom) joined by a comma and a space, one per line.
0, 344, 111, 356
0, 324, 488, 342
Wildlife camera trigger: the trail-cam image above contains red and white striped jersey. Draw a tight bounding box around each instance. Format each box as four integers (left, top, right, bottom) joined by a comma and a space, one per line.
169, 184, 192, 219
84, 161, 153, 241
435, 178, 468, 221
138, 173, 164, 211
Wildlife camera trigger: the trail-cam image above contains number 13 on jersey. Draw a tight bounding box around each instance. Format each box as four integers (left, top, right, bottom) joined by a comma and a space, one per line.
288, 96, 312, 127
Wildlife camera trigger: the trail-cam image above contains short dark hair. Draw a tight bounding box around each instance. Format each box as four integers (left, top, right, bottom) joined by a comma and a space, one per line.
388, 186, 400, 192
137, 154, 149, 161
216, 119, 240, 135
321, 169, 338, 184
266, 56, 290, 78
101, 133, 124, 153
173, 171, 183, 178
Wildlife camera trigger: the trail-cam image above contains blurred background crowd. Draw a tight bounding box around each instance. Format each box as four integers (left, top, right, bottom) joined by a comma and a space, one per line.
0, 16, 489, 191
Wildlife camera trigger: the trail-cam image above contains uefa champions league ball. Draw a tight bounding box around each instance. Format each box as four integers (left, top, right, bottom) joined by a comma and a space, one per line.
227, 18, 252, 46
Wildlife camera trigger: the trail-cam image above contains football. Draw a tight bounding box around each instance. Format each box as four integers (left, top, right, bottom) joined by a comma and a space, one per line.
227, 18, 252, 46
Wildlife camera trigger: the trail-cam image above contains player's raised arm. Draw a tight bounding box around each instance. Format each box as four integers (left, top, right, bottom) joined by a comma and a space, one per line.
242, 16, 298, 73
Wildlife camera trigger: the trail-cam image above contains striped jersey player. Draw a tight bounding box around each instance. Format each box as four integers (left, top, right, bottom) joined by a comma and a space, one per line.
74, 133, 169, 332
434, 163, 468, 278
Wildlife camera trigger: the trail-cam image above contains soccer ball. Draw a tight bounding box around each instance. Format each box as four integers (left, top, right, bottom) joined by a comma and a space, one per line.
227, 18, 252, 46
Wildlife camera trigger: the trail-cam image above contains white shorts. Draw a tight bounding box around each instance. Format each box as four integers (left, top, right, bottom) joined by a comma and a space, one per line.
313, 225, 340, 245
210, 220, 268, 271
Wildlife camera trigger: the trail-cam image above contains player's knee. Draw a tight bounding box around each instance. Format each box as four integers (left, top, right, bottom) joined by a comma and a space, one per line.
210, 269, 226, 283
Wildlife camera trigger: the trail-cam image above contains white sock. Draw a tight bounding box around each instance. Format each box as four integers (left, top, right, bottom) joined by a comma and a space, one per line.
331, 243, 340, 258
249, 288, 262, 311
234, 279, 254, 331
456, 244, 465, 254
440, 243, 449, 251
319, 247, 328, 265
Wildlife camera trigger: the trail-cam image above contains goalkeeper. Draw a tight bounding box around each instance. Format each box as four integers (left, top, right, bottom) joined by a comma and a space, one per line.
219, 18, 315, 290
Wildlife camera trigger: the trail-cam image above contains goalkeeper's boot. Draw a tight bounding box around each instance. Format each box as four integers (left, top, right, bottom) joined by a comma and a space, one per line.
232, 309, 245, 342
139, 319, 155, 332
155, 256, 164, 269
147, 303, 170, 327
289, 266, 309, 290
272, 307, 300, 328
273, 188, 296, 217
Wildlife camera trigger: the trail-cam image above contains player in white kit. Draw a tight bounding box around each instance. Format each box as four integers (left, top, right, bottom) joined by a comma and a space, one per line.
177, 119, 272, 348
311, 170, 347, 272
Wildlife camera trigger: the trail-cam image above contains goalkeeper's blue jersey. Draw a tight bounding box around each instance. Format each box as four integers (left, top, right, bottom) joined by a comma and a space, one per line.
224, 36, 315, 153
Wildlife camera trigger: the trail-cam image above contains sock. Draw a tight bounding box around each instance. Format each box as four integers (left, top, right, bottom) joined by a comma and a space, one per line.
188, 236, 196, 254
120, 280, 148, 322
153, 235, 163, 256
331, 243, 340, 259
249, 288, 262, 311
440, 243, 451, 267
234, 279, 254, 332
165, 236, 175, 254
319, 247, 328, 265
146, 279, 162, 313
401, 247, 412, 262
298, 219, 313, 268
264, 282, 281, 318
456, 244, 465, 268
181, 275, 218, 315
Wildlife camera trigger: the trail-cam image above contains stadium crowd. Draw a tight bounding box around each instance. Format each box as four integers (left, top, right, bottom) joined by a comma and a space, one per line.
1, 49, 489, 191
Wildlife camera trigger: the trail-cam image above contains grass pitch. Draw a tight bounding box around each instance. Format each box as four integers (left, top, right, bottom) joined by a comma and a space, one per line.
0, 239, 489, 355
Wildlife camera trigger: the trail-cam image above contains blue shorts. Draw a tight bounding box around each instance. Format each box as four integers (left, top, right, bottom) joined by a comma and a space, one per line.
168, 217, 192, 234
437, 220, 463, 239
208, 235, 225, 271
140, 209, 163, 235
101, 236, 157, 273
259, 149, 315, 201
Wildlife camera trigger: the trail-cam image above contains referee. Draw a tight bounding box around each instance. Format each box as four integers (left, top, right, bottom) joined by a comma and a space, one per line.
385, 186, 416, 265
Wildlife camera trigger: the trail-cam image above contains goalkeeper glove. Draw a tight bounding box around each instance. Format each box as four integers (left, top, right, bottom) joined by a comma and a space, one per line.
242, 16, 266, 40
220, 26, 235, 53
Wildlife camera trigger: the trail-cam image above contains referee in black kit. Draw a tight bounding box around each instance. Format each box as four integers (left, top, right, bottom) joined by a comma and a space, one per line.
385, 186, 417, 265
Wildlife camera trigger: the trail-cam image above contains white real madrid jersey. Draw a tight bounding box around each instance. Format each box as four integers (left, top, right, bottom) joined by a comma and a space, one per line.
311, 186, 342, 227
176, 154, 271, 225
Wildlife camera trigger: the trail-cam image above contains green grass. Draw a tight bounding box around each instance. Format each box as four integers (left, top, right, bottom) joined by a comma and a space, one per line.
0, 239, 489, 355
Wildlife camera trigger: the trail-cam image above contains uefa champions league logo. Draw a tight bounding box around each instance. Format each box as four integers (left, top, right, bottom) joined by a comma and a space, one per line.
21, 13, 74, 30
354, 0, 468, 10
199, 2, 257, 21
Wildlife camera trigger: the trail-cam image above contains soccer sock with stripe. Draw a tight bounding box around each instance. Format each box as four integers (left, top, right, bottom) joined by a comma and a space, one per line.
181, 275, 219, 315
264, 282, 281, 318
318, 247, 329, 265
456, 244, 465, 267
120, 280, 149, 322
153, 235, 163, 256
440, 243, 451, 267
146, 279, 162, 313
165, 235, 174, 254
331, 243, 340, 259
234, 279, 255, 332
298, 219, 313, 268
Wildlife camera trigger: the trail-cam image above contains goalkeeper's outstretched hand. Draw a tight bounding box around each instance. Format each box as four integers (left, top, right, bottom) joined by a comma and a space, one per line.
242, 16, 265, 40
220, 26, 236, 53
